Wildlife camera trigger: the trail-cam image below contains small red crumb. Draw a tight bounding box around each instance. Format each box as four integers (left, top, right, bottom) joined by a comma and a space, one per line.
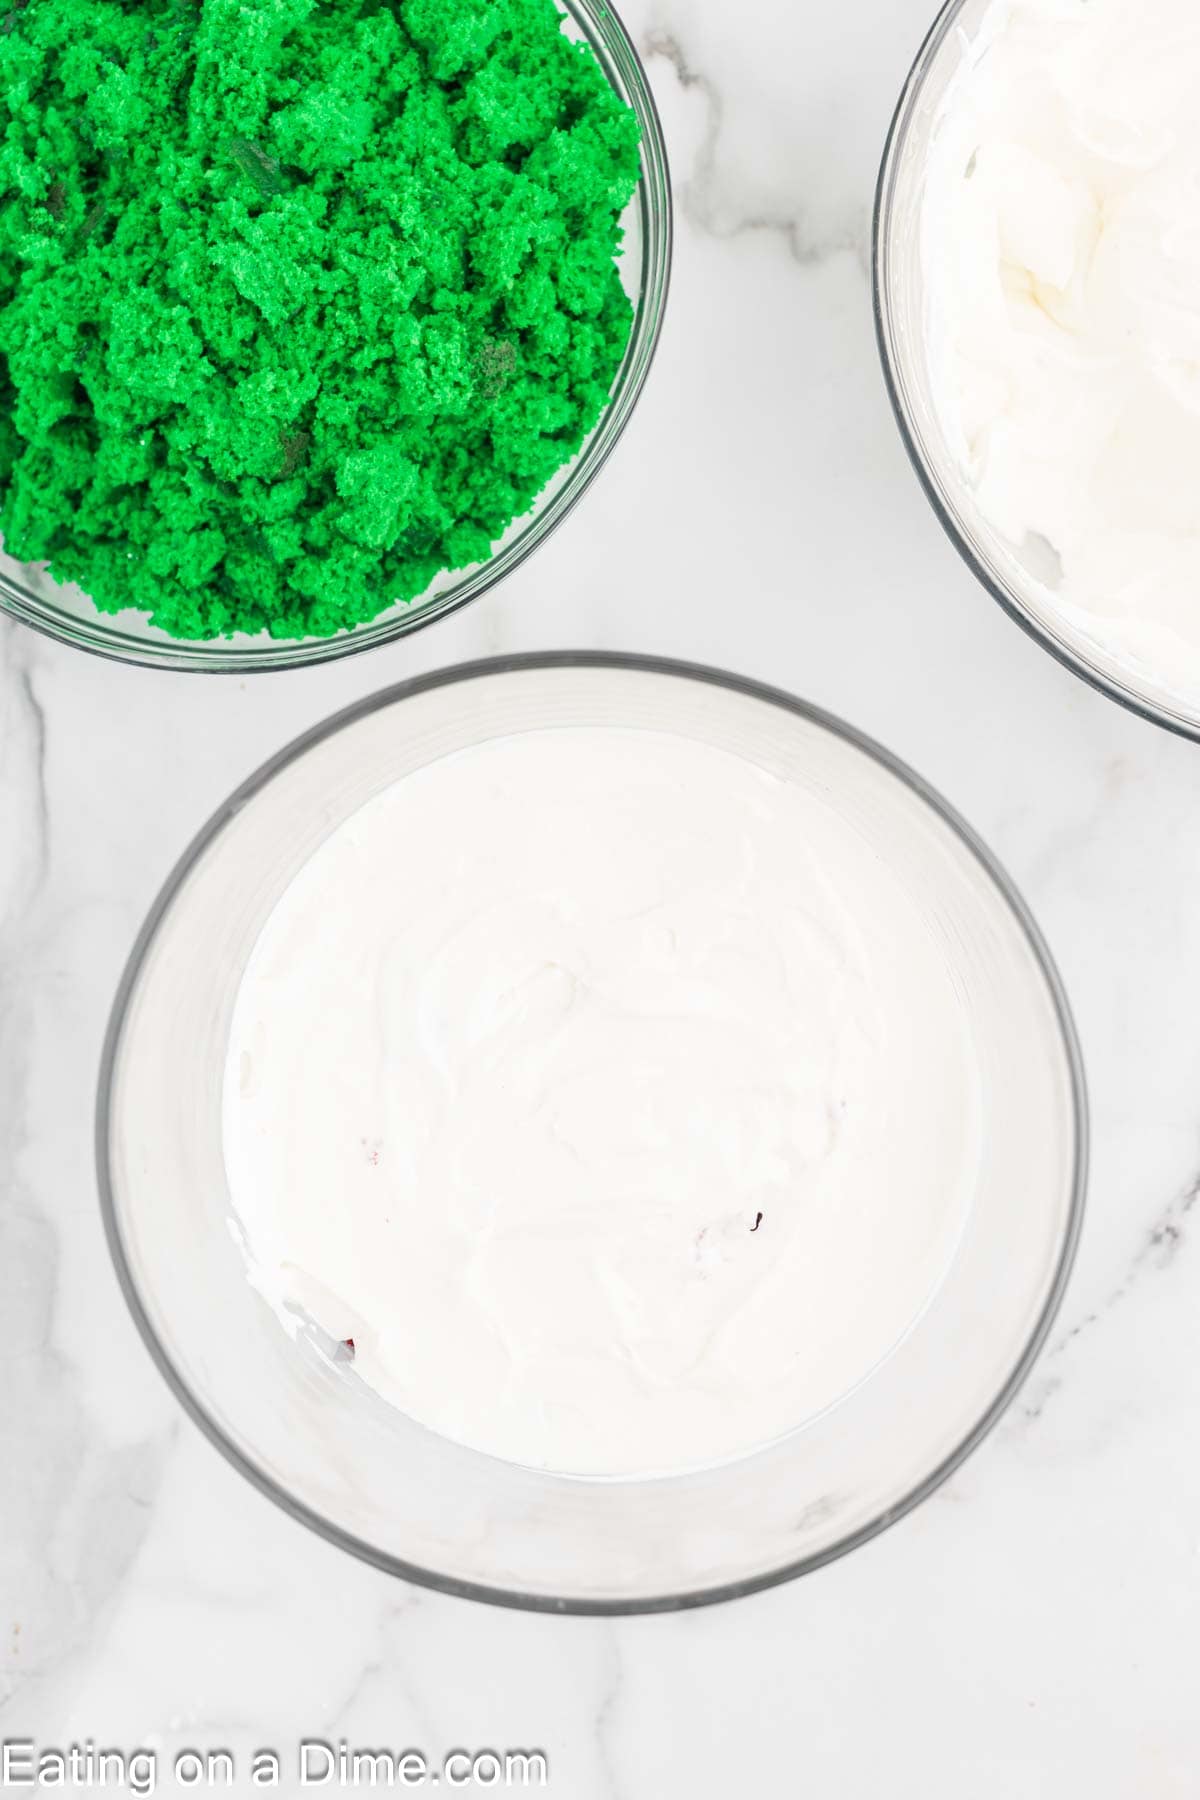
342, 1337, 355, 1354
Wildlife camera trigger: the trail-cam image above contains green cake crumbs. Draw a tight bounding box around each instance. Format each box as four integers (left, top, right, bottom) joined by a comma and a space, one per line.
0, 0, 641, 639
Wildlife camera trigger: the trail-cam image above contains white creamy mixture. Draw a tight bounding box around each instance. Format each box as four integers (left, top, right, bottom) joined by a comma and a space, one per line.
222, 728, 980, 1478
921, 0, 1200, 688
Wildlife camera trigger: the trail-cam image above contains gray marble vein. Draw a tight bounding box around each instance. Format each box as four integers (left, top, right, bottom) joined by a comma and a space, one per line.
592, 1626, 627, 1800
0, 624, 173, 1721
641, 27, 867, 266
0, 622, 50, 911
1016, 1170, 1200, 1429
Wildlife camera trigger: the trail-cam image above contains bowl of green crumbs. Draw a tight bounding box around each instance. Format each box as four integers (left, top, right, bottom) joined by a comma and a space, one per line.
0, 0, 671, 671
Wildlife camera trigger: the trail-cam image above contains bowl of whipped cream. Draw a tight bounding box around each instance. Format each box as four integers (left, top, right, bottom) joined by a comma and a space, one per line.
875, 0, 1200, 737
97, 656, 1085, 1611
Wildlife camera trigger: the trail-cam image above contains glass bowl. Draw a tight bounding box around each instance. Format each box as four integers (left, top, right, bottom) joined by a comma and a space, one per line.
0, 2, 671, 673
97, 655, 1087, 1614
874, 0, 1200, 741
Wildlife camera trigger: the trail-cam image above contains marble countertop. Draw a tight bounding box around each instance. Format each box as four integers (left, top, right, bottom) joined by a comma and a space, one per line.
5, 0, 1200, 1792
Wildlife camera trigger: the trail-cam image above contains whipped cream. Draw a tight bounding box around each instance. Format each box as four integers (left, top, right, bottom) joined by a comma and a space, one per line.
920, 0, 1200, 690
222, 727, 981, 1477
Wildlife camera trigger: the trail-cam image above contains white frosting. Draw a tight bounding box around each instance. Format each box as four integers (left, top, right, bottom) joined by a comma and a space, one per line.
921, 0, 1200, 690
222, 727, 981, 1478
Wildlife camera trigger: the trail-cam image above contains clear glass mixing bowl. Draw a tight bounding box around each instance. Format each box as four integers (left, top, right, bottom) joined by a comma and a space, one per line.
874, 0, 1200, 741
97, 655, 1086, 1613
0, 2, 671, 673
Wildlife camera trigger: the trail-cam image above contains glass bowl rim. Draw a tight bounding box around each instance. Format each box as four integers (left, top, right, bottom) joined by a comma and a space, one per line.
0, 0, 673, 674
872, 0, 1200, 746
95, 650, 1089, 1615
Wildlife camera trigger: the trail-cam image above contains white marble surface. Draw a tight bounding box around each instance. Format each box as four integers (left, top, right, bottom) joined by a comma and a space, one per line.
5, 0, 1200, 1792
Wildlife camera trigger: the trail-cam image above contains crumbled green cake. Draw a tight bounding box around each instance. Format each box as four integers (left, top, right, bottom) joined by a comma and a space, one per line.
0, 0, 640, 638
